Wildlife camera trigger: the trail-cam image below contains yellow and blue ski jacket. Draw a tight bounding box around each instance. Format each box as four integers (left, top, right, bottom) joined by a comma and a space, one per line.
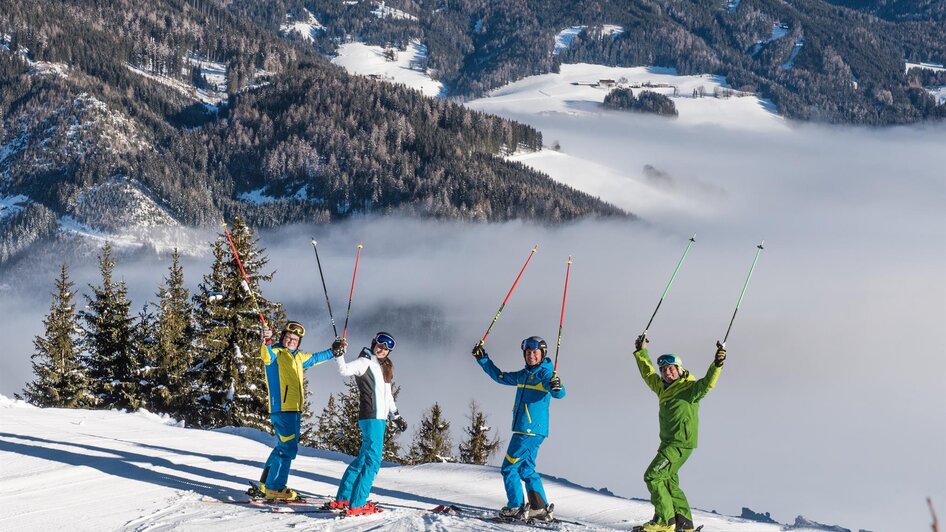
478, 356, 565, 437
634, 348, 721, 449
260, 342, 334, 413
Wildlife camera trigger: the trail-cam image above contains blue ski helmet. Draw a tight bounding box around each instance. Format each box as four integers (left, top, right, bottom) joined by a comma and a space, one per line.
521, 336, 547, 356
657, 353, 682, 368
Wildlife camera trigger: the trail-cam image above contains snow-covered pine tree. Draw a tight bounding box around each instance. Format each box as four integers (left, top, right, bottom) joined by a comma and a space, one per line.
334, 378, 366, 456
147, 249, 196, 421
81, 242, 141, 410
191, 218, 280, 430
312, 392, 342, 450
409, 402, 456, 464
299, 375, 320, 447
21, 263, 92, 408
458, 399, 502, 465
132, 302, 158, 410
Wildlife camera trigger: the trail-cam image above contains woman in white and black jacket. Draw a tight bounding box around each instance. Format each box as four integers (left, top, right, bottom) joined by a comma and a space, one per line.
328, 331, 407, 516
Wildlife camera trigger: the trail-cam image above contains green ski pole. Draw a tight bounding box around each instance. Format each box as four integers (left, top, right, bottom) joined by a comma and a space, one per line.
641, 235, 696, 337
721, 240, 765, 347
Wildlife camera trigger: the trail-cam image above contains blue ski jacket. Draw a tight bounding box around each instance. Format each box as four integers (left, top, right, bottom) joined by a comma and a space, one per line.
478, 356, 565, 437
260, 342, 334, 413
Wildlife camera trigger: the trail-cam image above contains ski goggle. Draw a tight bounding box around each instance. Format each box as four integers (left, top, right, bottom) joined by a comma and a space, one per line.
373, 332, 396, 351
657, 354, 681, 368
521, 338, 543, 351
283, 322, 306, 338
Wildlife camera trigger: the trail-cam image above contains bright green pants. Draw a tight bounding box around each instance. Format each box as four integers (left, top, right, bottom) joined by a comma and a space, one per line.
643, 444, 694, 524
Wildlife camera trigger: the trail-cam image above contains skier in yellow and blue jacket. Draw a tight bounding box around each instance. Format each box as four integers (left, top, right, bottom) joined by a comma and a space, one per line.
473, 336, 566, 523
256, 320, 345, 501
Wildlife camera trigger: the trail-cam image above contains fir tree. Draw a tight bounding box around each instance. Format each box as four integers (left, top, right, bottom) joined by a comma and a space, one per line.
312, 392, 342, 450
22, 264, 92, 408
81, 242, 141, 410
409, 402, 455, 464
147, 249, 197, 421
191, 218, 280, 429
132, 302, 158, 410
458, 400, 502, 465
333, 377, 365, 456
299, 375, 320, 447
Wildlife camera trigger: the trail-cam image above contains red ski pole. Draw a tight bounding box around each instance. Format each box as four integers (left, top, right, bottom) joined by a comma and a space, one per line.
341, 242, 363, 339
221, 220, 268, 328
479, 245, 538, 346
553, 256, 572, 372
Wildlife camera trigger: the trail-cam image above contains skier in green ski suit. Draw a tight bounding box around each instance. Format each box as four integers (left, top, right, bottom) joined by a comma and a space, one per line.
633, 335, 726, 532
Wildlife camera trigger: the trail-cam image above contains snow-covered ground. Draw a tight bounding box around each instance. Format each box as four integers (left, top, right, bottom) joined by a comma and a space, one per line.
468, 63, 783, 132
372, 1, 418, 21
0, 194, 29, 221
905, 61, 946, 73
332, 41, 446, 98
554, 26, 587, 56
0, 396, 827, 531
281, 8, 324, 42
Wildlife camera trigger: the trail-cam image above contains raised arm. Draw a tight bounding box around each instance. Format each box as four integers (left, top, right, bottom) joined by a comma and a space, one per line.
633, 336, 663, 395
301, 348, 335, 369
472, 343, 522, 385
336, 348, 371, 377
687, 343, 725, 402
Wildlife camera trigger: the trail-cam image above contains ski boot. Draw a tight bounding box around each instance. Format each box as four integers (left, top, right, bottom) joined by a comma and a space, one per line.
322, 499, 350, 510
633, 520, 675, 532
675, 513, 701, 532
263, 486, 304, 502
345, 502, 383, 516
246, 482, 266, 499
497, 504, 528, 521
528, 502, 555, 523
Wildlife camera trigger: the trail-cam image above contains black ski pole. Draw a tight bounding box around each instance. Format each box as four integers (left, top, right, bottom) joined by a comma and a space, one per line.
721, 241, 765, 347
641, 235, 696, 337
311, 239, 338, 338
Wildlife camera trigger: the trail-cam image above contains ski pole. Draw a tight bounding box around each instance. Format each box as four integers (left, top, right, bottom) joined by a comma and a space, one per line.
642, 234, 695, 337
311, 239, 339, 338
221, 220, 268, 328
553, 256, 572, 372
721, 241, 765, 347
479, 244, 538, 345
341, 242, 363, 340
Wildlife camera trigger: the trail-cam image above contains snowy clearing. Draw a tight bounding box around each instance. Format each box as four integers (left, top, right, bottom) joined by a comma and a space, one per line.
0, 396, 826, 531
332, 41, 446, 98
281, 9, 324, 42
0, 194, 29, 221
554, 26, 587, 55
905, 61, 946, 73
468, 63, 783, 131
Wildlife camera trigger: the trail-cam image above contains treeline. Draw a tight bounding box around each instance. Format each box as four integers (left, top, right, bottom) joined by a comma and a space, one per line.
603, 88, 678, 116
18, 219, 503, 465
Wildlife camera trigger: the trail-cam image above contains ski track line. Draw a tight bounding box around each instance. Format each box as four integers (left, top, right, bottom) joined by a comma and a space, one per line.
119, 494, 190, 532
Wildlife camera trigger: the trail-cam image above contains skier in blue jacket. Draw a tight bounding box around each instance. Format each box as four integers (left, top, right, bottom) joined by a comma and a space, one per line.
473, 336, 566, 522
255, 320, 344, 501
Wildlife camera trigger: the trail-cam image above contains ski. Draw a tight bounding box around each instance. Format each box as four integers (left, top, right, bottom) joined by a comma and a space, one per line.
428, 504, 582, 529
631, 526, 703, 532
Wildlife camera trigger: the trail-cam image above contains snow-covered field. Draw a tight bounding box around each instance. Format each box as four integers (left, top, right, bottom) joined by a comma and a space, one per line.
332, 41, 445, 98
0, 396, 826, 531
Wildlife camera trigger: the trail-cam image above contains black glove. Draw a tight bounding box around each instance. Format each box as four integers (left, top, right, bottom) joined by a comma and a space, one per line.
472, 342, 488, 360
714, 341, 726, 367
635, 334, 648, 352
332, 337, 347, 357
549, 372, 562, 392
392, 415, 408, 433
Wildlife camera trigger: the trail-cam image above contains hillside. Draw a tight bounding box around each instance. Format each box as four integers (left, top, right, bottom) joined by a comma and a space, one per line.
0, 0, 625, 266
248, 0, 946, 124
0, 396, 854, 531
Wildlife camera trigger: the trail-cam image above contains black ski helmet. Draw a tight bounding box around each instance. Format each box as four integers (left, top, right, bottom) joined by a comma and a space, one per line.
371, 331, 396, 351
521, 336, 547, 356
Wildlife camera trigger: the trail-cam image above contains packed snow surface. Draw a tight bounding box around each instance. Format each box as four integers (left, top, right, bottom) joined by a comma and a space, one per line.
0, 396, 828, 531
332, 41, 446, 98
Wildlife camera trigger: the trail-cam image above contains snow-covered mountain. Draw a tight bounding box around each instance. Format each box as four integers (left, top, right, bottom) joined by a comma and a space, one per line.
0, 396, 849, 531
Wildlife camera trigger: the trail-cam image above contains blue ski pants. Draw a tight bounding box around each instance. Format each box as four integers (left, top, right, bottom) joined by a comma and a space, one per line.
263, 412, 301, 490
501, 433, 548, 509
336, 419, 387, 508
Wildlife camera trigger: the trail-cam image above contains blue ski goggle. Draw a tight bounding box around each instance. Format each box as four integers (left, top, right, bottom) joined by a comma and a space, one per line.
521, 338, 543, 351
373, 332, 396, 351
657, 354, 681, 368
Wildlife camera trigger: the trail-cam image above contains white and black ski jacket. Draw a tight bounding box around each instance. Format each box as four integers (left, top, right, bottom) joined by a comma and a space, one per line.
335, 347, 398, 421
